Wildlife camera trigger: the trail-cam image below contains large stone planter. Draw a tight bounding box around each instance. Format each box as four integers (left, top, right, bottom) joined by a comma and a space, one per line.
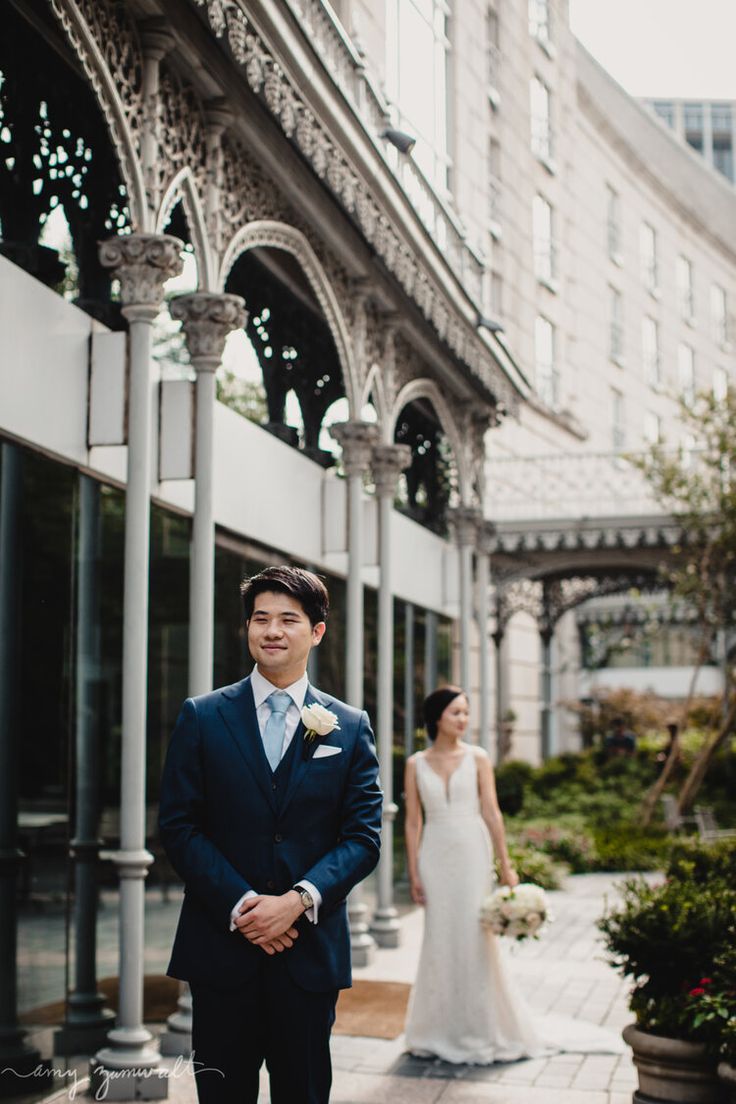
623, 1024, 727, 1103
718, 1062, 736, 1104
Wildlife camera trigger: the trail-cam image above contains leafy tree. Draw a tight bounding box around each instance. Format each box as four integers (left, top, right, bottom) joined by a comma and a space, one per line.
215, 368, 268, 425
635, 389, 736, 821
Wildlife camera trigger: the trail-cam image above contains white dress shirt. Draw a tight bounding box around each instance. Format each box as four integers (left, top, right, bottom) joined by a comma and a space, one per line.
229, 666, 322, 931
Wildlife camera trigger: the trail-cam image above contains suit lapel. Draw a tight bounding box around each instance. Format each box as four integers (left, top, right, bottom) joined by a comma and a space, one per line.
217, 676, 278, 815
279, 685, 331, 818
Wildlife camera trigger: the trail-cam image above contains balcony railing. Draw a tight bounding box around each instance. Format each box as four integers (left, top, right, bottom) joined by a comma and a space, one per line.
486, 449, 672, 522
285, 0, 485, 306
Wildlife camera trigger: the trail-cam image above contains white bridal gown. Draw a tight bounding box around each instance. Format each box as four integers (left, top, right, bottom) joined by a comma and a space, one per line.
404, 748, 623, 1064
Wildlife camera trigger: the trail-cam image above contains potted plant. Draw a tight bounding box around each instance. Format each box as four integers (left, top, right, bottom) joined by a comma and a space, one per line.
599, 875, 736, 1103
709, 942, 736, 1103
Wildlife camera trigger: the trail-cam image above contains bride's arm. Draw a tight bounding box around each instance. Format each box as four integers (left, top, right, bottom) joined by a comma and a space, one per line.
476, 751, 519, 887
404, 756, 426, 905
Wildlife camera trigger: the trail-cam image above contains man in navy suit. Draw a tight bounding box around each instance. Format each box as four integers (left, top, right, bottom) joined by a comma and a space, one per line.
159, 566, 382, 1103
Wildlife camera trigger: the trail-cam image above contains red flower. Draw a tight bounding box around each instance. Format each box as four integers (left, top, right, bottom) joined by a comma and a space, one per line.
699, 978, 713, 985
689, 987, 706, 997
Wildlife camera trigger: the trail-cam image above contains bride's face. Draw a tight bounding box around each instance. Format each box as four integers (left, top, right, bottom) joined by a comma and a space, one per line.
438, 694, 469, 739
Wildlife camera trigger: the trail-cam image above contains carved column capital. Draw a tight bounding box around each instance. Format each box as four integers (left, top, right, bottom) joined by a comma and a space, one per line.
98, 234, 183, 322
448, 505, 481, 548
371, 443, 411, 498
205, 97, 234, 137
330, 421, 379, 476
170, 292, 247, 372
139, 17, 176, 61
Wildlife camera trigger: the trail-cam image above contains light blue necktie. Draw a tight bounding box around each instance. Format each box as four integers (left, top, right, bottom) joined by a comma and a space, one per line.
263, 690, 291, 772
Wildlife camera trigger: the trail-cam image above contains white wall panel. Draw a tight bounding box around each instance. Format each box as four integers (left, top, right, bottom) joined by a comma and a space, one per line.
0, 254, 91, 463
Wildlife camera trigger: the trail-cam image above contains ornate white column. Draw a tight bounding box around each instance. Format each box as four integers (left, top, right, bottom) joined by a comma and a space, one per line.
172, 293, 247, 697
158, 292, 245, 1059
449, 506, 480, 691
476, 519, 495, 756
93, 233, 182, 1099
329, 420, 378, 967
369, 443, 411, 948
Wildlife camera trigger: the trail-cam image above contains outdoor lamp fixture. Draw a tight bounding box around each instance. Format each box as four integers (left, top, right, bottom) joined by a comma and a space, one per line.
477, 313, 505, 334
381, 127, 417, 154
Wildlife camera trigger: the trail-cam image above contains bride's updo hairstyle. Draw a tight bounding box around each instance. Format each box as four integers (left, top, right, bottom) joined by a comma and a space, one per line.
423, 685, 465, 742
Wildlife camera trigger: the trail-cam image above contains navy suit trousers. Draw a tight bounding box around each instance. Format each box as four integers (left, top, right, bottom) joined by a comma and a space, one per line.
190, 956, 338, 1104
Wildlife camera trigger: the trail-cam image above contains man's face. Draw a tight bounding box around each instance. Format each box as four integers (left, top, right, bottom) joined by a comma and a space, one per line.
246, 590, 325, 686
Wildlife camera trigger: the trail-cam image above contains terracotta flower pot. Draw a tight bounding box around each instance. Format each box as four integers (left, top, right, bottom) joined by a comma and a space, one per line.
623, 1023, 727, 1104
718, 1062, 736, 1104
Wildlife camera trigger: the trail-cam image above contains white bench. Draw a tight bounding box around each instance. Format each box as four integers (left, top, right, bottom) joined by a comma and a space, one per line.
694, 805, 736, 842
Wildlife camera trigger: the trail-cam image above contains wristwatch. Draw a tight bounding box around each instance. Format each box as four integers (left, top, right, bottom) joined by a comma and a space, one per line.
294, 886, 314, 912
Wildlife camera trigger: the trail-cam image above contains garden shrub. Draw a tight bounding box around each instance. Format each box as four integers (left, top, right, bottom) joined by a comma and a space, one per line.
503, 842, 568, 890
510, 817, 597, 873
495, 760, 534, 816
666, 836, 736, 885
591, 825, 671, 872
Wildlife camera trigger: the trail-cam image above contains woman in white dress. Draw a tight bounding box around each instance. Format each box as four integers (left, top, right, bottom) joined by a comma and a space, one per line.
403, 685, 548, 1064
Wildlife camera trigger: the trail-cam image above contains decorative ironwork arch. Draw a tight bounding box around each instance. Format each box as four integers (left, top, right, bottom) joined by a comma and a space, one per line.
361, 363, 389, 430
217, 220, 358, 415
156, 169, 212, 290
390, 378, 470, 504
50, 0, 147, 228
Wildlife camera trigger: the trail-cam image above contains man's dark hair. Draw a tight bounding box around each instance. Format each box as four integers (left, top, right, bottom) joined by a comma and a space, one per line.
240, 566, 329, 626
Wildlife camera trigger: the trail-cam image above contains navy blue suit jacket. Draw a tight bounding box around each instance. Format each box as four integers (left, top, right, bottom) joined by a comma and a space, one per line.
158, 676, 382, 992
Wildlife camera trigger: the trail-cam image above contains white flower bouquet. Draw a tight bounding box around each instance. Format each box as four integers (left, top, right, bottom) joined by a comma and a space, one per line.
480, 882, 549, 941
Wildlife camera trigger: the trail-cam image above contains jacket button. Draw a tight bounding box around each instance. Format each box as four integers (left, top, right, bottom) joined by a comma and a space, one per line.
274, 833, 283, 843
272, 782, 277, 790
266, 880, 275, 890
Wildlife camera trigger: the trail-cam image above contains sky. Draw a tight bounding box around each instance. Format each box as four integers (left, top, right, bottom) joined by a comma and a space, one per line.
568, 0, 736, 101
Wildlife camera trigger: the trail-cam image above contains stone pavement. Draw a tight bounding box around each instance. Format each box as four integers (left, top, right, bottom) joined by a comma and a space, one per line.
33, 871, 638, 1103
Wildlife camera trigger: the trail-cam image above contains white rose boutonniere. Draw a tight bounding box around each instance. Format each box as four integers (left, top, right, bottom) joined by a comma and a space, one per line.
301, 703, 340, 754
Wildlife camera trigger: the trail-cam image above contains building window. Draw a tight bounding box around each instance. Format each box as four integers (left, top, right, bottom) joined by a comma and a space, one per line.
642, 317, 660, 387
532, 194, 556, 285
644, 411, 660, 445
711, 284, 729, 346
676, 255, 694, 321
652, 101, 675, 128
713, 366, 728, 402
606, 184, 621, 262
609, 286, 624, 362
528, 0, 552, 46
488, 137, 501, 229
486, 7, 500, 99
713, 139, 734, 182
639, 222, 658, 292
678, 343, 695, 403
712, 103, 733, 131
612, 388, 625, 453
491, 271, 503, 316
386, 0, 451, 192
530, 77, 553, 162
535, 315, 557, 407
684, 102, 703, 130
